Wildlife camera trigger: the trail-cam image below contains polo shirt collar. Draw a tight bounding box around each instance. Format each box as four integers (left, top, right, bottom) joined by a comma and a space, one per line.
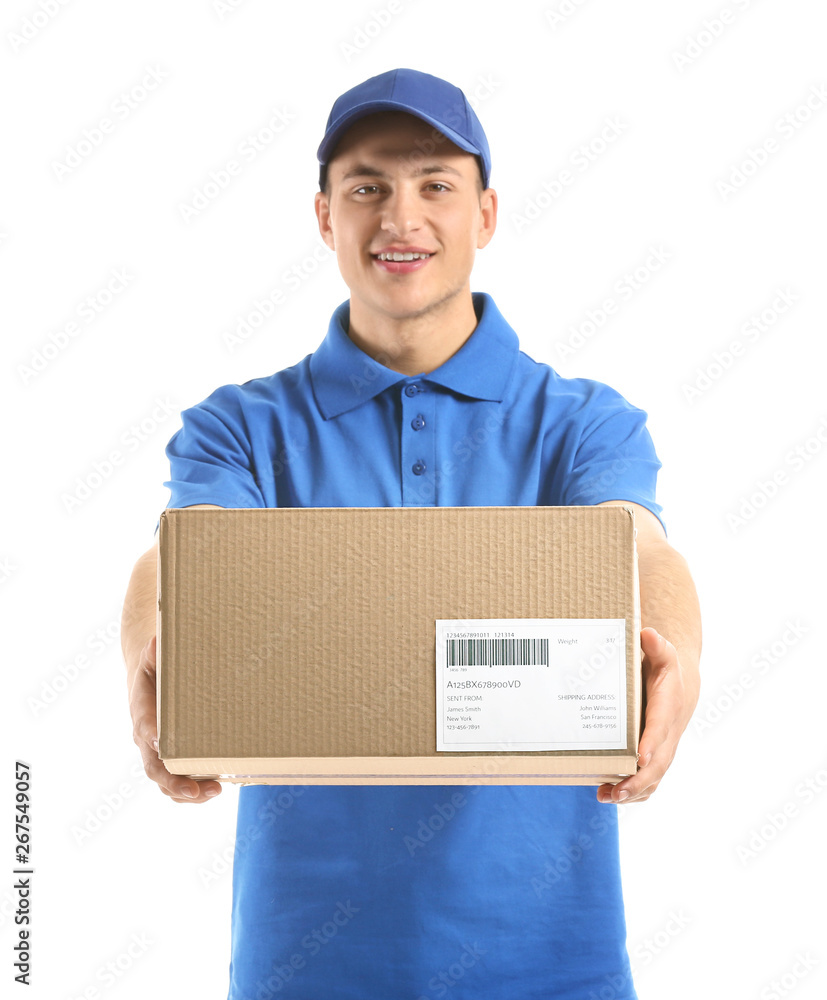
309, 291, 519, 420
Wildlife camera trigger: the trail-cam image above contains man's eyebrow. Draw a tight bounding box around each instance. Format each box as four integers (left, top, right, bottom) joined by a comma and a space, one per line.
339, 162, 464, 181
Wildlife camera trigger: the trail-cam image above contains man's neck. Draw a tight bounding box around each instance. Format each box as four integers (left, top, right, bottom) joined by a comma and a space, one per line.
346, 288, 479, 376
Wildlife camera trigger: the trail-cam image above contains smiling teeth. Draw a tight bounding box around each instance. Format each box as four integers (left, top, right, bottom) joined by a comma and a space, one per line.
377, 252, 433, 261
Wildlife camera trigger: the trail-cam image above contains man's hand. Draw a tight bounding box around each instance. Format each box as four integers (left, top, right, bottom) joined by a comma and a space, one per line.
129, 636, 223, 804
597, 627, 697, 805
592, 501, 702, 804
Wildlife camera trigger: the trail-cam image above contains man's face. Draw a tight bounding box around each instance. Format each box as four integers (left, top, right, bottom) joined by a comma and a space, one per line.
315, 111, 496, 325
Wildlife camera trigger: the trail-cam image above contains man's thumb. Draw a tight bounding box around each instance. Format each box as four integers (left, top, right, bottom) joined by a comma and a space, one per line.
143, 635, 157, 669
641, 627, 667, 656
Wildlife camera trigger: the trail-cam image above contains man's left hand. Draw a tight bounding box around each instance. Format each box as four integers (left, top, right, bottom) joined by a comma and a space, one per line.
597, 626, 695, 805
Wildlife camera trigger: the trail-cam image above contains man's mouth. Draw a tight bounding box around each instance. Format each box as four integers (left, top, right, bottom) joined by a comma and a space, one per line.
372, 251, 435, 261
371, 250, 436, 274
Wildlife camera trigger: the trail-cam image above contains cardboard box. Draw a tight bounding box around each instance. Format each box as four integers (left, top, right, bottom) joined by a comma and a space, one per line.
157, 505, 641, 785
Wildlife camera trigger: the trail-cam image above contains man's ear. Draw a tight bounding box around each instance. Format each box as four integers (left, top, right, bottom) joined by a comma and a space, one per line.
477, 187, 497, 250
314, 190, 335, 251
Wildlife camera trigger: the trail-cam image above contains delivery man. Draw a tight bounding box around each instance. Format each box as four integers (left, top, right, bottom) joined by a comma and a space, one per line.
121, 68, 701, 999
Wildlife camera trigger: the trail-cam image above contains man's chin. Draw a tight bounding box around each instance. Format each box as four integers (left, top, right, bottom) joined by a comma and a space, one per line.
366, 284, 463, 323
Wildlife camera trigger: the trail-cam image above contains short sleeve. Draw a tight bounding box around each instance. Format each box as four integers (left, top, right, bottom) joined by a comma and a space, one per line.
161, 393, 265, 511
562, 384, 666, 534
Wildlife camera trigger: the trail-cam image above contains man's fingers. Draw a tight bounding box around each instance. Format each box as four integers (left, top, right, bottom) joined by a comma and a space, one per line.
129, 638, 160, 749
129, 635, 222, 803
137, 738, 222, 803
159, 778, 223, 803
597, 751, 666, 803
638, 627, 687, 762
595, 628, 684, 804
130, 672, 158, 750
600, 778, 661, 804
637, 699, 676, 769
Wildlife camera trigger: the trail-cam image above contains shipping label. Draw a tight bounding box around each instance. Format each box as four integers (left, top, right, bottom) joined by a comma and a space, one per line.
435, 619, 626, 752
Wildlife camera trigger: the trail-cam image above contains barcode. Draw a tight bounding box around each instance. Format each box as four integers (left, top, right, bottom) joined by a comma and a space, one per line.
447, 638, 549, 667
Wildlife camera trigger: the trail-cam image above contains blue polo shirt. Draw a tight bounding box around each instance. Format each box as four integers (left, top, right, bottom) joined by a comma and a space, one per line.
161, 292, 663, 1000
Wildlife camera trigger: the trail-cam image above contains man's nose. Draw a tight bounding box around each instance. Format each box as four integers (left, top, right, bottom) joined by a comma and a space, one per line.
380, 183, 423, 235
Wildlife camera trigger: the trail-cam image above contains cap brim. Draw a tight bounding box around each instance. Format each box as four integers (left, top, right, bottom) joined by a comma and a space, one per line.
317, 100, 481, 164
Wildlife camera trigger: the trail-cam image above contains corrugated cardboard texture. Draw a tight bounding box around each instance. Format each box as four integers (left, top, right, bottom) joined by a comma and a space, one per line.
157, 506, 640, 784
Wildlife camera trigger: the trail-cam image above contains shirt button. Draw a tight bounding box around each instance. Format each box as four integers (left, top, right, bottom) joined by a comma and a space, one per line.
412, 461, 426, 475
411, 414, 426, 431
404, 384, 420, 397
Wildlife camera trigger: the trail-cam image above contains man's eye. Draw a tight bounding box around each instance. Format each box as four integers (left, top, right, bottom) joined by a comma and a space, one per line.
355, 185, 380, 195
428, 183, 449, 192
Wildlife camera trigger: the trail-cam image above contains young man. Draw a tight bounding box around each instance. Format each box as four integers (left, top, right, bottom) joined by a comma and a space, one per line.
122, 68, 701, 999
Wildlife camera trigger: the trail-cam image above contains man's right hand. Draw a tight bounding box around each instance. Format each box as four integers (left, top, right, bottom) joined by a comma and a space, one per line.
130, 635, 222, 804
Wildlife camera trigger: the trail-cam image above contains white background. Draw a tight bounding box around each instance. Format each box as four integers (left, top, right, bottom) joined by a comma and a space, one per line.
3, 1, 826, 997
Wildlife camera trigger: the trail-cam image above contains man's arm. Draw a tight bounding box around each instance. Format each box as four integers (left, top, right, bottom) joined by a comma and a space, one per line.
594, 500, 702, 804
120, 504, 225, 804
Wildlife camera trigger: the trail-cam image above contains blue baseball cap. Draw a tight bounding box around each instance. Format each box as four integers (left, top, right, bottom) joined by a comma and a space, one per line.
317, 68, 491, 190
